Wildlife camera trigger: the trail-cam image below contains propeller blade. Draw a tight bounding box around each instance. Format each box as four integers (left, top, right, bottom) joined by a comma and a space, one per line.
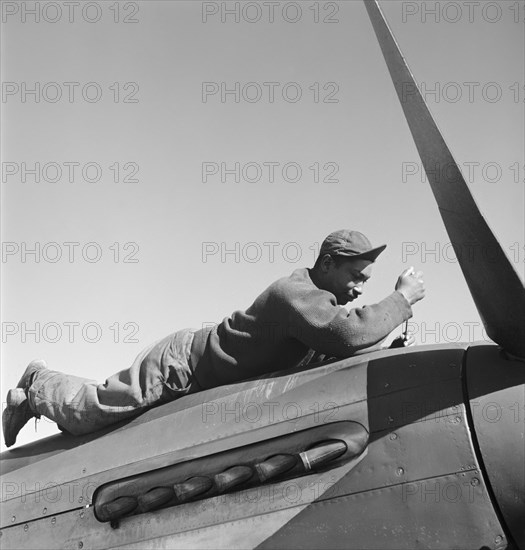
364, 0, 525, 358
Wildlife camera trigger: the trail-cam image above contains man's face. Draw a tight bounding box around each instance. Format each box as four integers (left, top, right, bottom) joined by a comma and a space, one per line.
324, 257, 373, 305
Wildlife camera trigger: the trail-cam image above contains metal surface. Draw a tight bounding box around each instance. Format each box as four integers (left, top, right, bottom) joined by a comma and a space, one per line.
0, 348, 370, 530
93, 422, 368, 522
2, 344, 510, 550
465, 344, 525, 548
364, 0, 525, 358
256, 471, 506, 550
0, 469, 506, 550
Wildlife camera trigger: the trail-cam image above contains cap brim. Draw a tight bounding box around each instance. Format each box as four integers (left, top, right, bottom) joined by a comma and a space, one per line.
338, 244, 387, 262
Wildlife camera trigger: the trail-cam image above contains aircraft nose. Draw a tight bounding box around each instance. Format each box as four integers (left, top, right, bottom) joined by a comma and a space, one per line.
465, 345, 525, 548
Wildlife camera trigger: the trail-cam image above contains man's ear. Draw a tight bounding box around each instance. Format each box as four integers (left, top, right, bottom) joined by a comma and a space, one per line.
319, 254, 334, 272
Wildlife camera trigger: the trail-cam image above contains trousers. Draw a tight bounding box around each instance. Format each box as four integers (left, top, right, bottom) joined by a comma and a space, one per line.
27, 328, 199, 436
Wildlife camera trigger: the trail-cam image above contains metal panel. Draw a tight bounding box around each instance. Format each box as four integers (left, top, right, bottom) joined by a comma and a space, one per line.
465, 343, 525, 548
1, 358, 370, 527
366, 347, 464, 398
2, 344, 484, 549
0, 346, 465, 527
0, 454, 368, 550
0, 470, 506, 550
257, 471, 507, 550
314, 402, 478, 499
368, 379, 464, 433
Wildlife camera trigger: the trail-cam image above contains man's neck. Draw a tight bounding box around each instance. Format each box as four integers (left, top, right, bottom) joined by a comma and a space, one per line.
307, 267, 323, 290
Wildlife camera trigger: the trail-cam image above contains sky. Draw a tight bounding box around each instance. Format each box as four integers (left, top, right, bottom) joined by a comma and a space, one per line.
1, 0, 523, 449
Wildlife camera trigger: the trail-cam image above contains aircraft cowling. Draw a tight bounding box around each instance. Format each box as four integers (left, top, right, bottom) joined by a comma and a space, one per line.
465, 344, 525, 548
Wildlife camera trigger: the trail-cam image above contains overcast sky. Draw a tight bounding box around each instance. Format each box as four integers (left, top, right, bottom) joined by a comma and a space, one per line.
1, 0, 523, 449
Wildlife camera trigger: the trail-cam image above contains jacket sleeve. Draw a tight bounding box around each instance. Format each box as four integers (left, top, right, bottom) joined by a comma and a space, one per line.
283, 285, 412, 357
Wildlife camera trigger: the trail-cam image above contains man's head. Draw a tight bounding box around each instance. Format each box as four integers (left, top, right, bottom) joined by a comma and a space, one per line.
311, 230, 386, 305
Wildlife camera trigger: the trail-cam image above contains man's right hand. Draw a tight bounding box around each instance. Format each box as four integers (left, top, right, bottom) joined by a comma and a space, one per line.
395, 266, 425, 305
